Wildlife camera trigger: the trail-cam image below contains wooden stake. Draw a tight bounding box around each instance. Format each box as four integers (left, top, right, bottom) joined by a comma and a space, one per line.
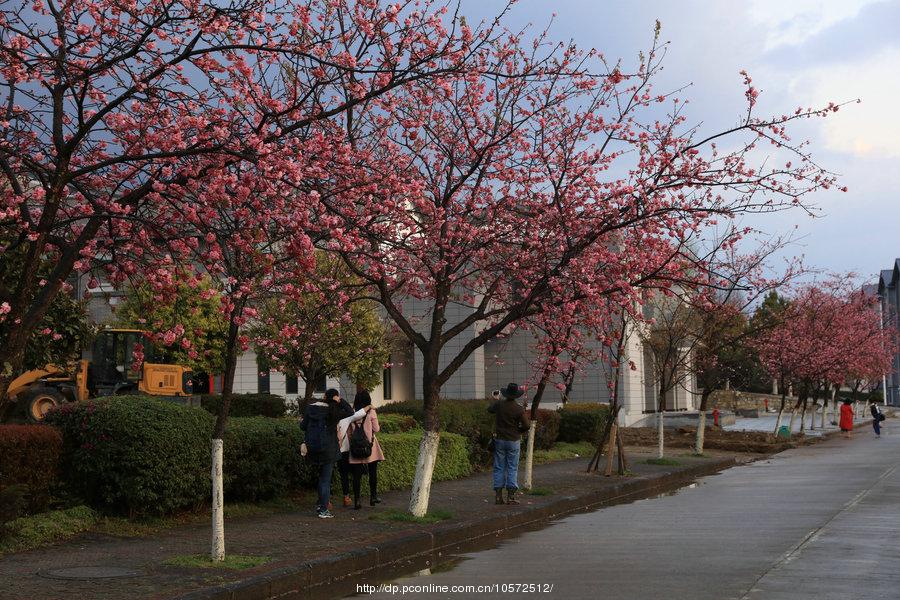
604, 423, 618, 477
616, 427, 628, 474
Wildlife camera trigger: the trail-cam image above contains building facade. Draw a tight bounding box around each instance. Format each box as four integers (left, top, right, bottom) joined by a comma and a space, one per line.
877, 260, 900, 406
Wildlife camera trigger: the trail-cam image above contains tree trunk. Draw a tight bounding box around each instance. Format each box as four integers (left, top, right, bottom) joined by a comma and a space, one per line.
210, 438, 225, 561
615, 428, 627, 475
799, 398, 807, 433
523, 421, 537, 490
694, 389, 712, 455
210, 313, 240, 561
773, 391, 787, 435
657, 384, 666, 459
523, 375, 549, 490
409, 352, 441, 517
300, 366, 318, 412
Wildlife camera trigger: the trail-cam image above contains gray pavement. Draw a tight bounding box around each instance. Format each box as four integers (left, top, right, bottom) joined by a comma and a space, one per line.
355, 420, 898, 600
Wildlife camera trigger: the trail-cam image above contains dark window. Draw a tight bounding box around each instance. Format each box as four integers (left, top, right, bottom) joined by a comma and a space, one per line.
257, 358, 270, 394
285, 375, 298, 395
382, 367, 392, 400
314, 373, 326, 393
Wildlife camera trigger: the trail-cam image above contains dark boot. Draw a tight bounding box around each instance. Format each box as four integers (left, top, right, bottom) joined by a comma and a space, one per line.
353, 495, 362, 510
494, 489, 504, 505
370, 496, 382, 506
506, 488, 520, 505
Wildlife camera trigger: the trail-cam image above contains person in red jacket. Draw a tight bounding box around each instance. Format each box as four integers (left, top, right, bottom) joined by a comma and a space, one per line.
839, 398, 854, 438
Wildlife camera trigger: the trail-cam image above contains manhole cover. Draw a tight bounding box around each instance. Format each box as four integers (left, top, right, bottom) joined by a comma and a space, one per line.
40, 566, 142, 580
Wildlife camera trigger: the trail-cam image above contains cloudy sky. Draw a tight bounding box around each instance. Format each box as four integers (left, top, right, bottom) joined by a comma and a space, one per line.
463, 0, 900, 283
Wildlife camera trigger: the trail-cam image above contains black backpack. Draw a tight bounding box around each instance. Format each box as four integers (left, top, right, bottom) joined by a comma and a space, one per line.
304, 411, 329, 456
349, 421, 373, 459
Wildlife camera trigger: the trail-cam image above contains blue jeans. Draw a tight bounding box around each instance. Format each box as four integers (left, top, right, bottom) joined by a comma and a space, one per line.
493, 439, 521, 490
316, 460, 334, 511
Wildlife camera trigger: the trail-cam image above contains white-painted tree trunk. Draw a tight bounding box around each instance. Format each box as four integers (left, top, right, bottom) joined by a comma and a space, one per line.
523, 421, 536, 491
799, 406, 807, 432
657, 411, 665, 459
409, 430, 440, 517
774, 408, 784, 435
695, 411, 706, 455
820, 402, 826, 428
788, 408, 797, 434
211, 438, 225, 562
808, 404, 816, 431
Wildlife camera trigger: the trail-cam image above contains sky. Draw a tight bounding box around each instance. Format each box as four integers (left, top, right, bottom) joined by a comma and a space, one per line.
461, 0, 900, 284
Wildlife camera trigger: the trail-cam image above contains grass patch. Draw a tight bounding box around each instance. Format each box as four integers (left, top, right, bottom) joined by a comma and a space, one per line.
369, 508, 453, 524
0, 505, 98, 555
645, 457, 682, 466
533, 441, 595, 464
163, 554, 271, 570
526, 487, 554, 496
680, 452, 706, 458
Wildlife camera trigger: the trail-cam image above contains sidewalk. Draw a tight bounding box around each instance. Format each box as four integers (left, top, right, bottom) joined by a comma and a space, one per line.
0, 447, 741, 600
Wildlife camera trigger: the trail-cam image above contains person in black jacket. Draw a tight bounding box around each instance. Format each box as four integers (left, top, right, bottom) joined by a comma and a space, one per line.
488, 383, 531, 505
300, 388, 353, 518
871, 402, 886, 437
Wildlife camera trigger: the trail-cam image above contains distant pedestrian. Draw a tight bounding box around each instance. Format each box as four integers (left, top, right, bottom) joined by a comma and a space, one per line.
348, 390, 385, 509
337, 398, 371, 507
839, 398, 854, 438
870, 403, 885, 437
488, 383, 531, 505
300, 388, 353, 518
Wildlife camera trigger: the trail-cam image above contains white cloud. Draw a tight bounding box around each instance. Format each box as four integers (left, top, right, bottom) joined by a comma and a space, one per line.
746, 0, 883, 50
789, 47, 900, 158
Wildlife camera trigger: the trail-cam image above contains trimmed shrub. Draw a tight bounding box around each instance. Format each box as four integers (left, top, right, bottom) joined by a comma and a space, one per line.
45, 396, 212, 517
377, 413, 420, 434
199, 393, 287, 418
379, 399, 495, 466
0, 425, 63, 522
225, 417, 313, 501
341, 431, 471, 497
533, 409, 561, 450
557, 404, 610, 443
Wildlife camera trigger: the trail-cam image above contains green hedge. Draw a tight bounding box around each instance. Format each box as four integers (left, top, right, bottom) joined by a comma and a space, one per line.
46, 397, 212, 517
533, 409, 561, 450
377, 413, 420, 434
225, 417, 313, 501
199, 393, 287, 418
0, 425, 62, 525
379, 399, 495, 466
340, 431, 471, 497
557, 404, 610, 443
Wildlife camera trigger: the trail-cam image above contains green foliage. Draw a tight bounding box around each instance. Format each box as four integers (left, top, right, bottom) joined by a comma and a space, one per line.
163, 554, 272, 569
526, 487, 554, 496
45, 396, 213, 517
342, 432, 471, 496
199, 393, 287, 418
251, 253, 392, 393
0, 505, 98, 555
379, 399, 495, 466
369, 508, 453, 524
533, 409, 561, 450
557, 404, 610, 443
224, 417, 312, 501
0, 234, 96, 374
645, 457, 681, 466
115, 276, 227, 375
0, 425, 62, 522
377, 413, 420, 434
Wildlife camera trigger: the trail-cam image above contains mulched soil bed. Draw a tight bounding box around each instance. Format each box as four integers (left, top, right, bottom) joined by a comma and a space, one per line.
619, 426, 829, 454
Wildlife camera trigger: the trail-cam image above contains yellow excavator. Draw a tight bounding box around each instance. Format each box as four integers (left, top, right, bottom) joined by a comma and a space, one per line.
5, 328, 195, 422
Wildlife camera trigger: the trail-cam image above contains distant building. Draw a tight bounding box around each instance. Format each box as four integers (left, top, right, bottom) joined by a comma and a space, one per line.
876, 260, 900, 406
78, 275, 699, 423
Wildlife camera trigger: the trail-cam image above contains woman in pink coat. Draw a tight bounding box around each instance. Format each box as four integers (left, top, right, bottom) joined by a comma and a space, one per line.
348, 390, 385, 509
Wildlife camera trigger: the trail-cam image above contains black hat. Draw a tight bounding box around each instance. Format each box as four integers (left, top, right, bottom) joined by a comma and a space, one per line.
500, 383, 525, 399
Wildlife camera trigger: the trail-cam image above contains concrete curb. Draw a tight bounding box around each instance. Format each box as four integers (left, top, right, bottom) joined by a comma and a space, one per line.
173, 458, 734, 600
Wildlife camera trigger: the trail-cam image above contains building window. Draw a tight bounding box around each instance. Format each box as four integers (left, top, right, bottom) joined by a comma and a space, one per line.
285, 375, 298, 395
257, 358, 270, 394
382, 367, 392, 401
314, 373, 326, 393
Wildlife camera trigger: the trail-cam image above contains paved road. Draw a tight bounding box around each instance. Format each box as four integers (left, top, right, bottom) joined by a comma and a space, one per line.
355, 421, 899, 600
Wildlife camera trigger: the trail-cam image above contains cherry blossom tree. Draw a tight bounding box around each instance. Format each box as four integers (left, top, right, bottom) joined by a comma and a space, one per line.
0, 0, 487, 416
321, 22, 843, 515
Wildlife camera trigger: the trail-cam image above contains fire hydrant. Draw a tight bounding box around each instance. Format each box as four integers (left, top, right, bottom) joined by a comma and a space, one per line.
712, 408, 720, 428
